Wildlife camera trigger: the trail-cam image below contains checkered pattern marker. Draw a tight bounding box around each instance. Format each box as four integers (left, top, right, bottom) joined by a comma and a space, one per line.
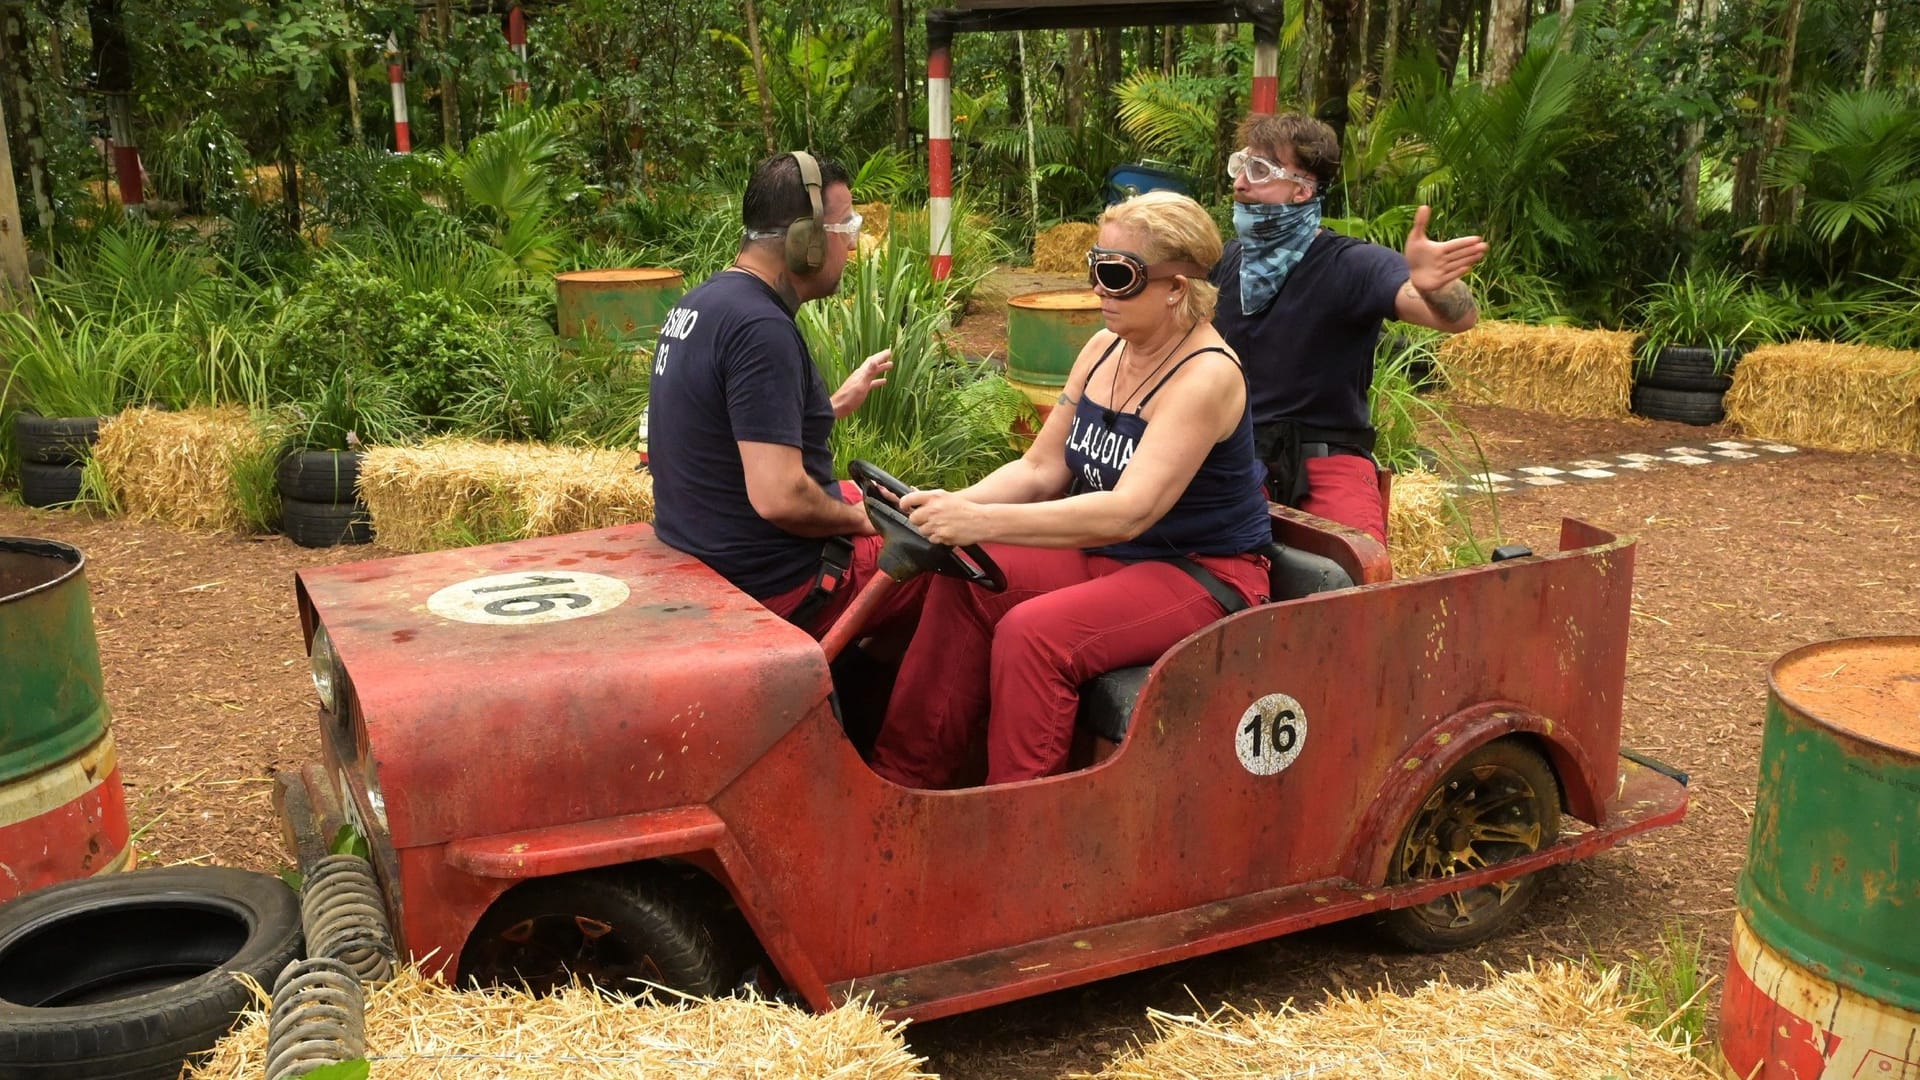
508, 8, 529, 102
387, 35, 411, 154
927, 42, 953, 282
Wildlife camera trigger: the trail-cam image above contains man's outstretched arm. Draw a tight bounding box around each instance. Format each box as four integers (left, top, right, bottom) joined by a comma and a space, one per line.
1395, 204, 1486, 333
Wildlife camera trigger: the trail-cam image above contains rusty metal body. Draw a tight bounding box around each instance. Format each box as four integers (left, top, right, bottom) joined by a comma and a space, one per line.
280, 514, 1685, 1020
0, 538, 131, 899
1719, 637, 1920, 1080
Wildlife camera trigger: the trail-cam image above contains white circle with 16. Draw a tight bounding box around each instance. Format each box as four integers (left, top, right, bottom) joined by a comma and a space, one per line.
1236, 693, 1307, 775
428, 571, 630, 625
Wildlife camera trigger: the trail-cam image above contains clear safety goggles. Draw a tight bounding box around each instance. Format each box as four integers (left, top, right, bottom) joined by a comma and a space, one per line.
746, 210, 863, 242
1227, 149, 1315, 190
1085, 246, 1209, 299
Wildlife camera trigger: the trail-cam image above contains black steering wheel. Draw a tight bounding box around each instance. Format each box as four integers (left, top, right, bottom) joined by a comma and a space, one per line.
848, 460, 1007, 593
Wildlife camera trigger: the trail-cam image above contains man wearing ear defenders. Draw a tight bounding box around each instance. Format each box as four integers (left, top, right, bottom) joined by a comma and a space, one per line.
1213, 112, 1487, 549
646, 151, 922, 637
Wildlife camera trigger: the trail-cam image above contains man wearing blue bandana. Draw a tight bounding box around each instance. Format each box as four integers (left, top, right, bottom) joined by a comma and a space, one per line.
1212, 112, 1486, 549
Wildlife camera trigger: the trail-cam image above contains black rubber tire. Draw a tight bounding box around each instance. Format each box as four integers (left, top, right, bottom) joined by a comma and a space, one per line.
278, 498, 372, 548
275, 451, 363, 503
1379, 739, 1561, 952
1630, 385, 1725, 426
0, 866, 303, 1080
459, 866, 739, 999
19, 462, 86, 509
1640, 346, 1736, 393
12, 415, 101, 466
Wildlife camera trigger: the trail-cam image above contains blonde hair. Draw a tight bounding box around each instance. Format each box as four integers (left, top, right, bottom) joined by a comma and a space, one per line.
1098, 191, 1223, 325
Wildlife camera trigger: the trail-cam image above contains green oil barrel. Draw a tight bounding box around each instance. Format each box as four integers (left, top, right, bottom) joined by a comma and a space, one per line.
1719, 636, 1920, 1080
1007, 289, 1103, 388
555, 268, 687, 346
0, 537, 110, 784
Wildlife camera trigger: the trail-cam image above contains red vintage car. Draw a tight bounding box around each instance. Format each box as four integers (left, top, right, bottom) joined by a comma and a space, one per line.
276, 470, 1687, 1020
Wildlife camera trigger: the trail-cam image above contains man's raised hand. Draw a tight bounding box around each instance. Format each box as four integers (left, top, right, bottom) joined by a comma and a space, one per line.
833, 348, 894, 418
1404, 205, 1488, 296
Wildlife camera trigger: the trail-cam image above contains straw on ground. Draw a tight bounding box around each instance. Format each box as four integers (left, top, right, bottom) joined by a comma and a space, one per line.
92, 407, 271, 532
1726, 341, 1920, 455
191, 966, 931, 1080
1080, 960, 1715, 1080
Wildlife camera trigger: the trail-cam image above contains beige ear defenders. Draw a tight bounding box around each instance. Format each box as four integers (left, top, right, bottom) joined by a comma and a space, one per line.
784, 151, 827, 274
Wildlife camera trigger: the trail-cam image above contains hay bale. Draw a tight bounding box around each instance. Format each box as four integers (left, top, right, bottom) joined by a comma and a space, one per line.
1032, 222, 1099, 274
1438, 322, 1636, 419
1387, 469, 1457, 576
1083, 960, 1713, 1080
1725, 341, 1920, 454
358, 439, 654, 553
92, 407, 270, 532
189, 966, 931, 1080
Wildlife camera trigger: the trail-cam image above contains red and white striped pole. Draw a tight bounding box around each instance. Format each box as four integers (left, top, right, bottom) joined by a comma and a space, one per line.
507, 8, 529, 102
927, 28, 953, 282
387, 34, 412, 153
105, 96, 143, 211
1251, 21, 1280, 115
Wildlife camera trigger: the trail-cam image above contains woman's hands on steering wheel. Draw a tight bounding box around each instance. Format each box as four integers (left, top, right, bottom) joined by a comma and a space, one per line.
848, 460, 1006, 592
899, 489, 992, 548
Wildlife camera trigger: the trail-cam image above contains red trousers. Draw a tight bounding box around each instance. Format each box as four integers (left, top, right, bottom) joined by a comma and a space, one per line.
870, 546, 1269, 788
1299, 454, 1389, 546
762, 483, 927, 640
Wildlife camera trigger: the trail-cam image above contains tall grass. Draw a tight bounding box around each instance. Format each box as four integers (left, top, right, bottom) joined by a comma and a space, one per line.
0, 313, 148, 417
799, 240, 1030, 491
1372, 327, 1498, 564
1624, 921, 1712, 1050
1633, 267, 1782, 369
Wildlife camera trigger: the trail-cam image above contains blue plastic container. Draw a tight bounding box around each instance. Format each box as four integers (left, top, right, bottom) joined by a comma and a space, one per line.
1105, 162, 1191, 205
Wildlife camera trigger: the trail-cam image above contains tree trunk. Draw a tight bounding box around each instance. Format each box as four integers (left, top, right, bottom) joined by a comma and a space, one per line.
1, 5, 55, 239
1433, 0, 1471, 83
1100, 28, 1123, 125
1756, 0, 1804, 230
434, 0, 459, 149
343, 46, 364, 143
1863, 0, 1888, 89
1065, 30, 1086, 128
889, 0, 908, 150
1677, 0, 1718, 239
1380, 0, 1406, 102
1298, 0, 1319, 104
1483, 0, 1525, 84
0, 89, 30, 306
744, 0, 775, 153
1315, 0, 1355, 144
1018, 31, 1039, 240
1162, 24, 1176, 73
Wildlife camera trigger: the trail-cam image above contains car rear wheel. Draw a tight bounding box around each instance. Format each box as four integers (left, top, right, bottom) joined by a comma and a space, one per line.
459, 867, 740, 999
1379, 739, 1560, 951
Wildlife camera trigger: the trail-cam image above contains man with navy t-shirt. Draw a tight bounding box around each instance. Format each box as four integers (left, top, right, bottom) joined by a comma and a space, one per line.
1212, 112, 1487, 547
647, 152, 917, 636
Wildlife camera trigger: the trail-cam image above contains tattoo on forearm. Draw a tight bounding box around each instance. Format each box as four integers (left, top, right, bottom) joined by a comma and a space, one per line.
1424, 281, 1477, 323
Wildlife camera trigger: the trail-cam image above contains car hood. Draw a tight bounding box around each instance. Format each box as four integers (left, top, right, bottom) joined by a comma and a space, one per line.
295, 524, 831, 848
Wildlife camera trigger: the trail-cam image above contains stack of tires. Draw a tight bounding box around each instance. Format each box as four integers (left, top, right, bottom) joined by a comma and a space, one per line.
276, 451, 372, 548
1631, 346, 1736, 426
12, 415, 100, 509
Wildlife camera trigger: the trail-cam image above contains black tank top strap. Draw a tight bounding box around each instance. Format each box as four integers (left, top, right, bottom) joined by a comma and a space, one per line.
1137, 345, 1238, 409
1082, 335, 1126, 385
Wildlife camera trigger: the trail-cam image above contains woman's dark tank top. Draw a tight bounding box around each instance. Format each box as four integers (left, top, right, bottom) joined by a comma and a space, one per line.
1063, 339, 1273, 560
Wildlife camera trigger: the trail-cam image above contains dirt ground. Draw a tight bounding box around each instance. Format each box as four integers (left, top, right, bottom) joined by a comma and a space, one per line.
2, 400, 1915, 1078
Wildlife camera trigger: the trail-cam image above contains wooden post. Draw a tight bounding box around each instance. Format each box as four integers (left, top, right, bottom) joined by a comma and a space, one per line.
0, 89, 32, 309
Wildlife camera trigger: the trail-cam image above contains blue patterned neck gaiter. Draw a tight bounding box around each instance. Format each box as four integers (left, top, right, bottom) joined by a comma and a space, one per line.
1234, 197, 1324, 314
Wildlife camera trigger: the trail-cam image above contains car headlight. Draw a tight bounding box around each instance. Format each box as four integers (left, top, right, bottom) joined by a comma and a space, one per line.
310, 623, 339, 713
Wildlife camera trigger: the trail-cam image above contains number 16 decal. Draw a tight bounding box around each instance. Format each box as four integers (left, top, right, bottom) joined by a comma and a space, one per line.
1236, 693, 1307, 776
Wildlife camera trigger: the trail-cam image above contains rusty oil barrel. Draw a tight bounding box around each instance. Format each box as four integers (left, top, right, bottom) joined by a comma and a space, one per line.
1007, 289, 1103, 389
0, 537, 131, 899
1719, 637, 1919, 1080
555, 268, 686, 347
